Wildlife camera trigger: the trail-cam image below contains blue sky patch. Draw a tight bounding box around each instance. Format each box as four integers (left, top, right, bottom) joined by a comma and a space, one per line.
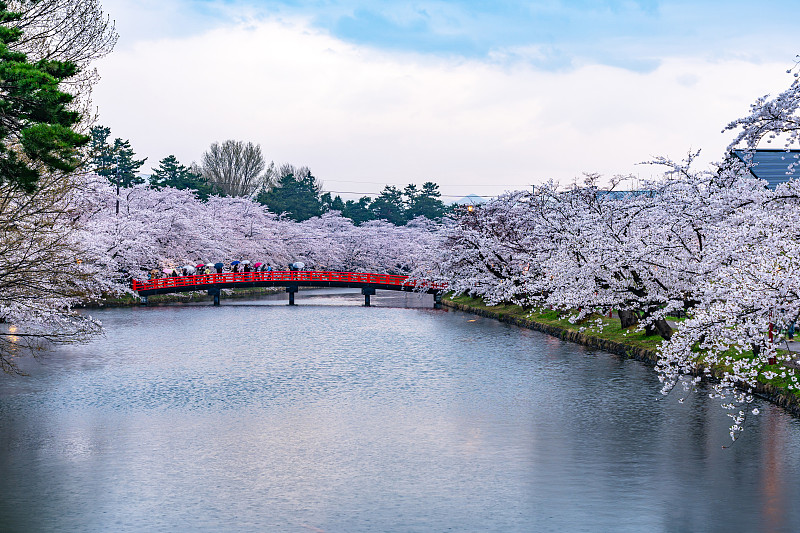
119, 0, 800, 73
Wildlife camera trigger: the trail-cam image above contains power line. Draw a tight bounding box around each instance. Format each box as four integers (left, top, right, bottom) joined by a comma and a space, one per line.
324, 189, 498, 198
323, 179, 526, 188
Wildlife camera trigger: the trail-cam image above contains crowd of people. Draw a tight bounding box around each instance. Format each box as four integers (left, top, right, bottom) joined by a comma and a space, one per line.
148, 261, 307, 279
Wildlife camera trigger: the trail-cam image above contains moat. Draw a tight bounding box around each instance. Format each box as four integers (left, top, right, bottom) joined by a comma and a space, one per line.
1, 289, 799, 532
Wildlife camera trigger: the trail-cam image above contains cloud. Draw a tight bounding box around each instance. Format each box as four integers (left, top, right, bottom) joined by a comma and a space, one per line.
91, 15, 791, 198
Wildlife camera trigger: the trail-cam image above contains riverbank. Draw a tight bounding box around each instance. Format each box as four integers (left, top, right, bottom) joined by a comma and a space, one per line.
81, 287, 282, 308
443, 294, 800, 417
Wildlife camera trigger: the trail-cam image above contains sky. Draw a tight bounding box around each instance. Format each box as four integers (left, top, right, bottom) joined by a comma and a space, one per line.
92, 0, 800, 200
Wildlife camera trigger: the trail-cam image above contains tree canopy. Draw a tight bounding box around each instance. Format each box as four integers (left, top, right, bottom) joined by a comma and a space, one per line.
0, 2, 88, 193
0, 0, 118, 372
88, 125, 146, 187
370, 185, 406, 225
256, 164, 323, 221
7, 0, 117, 120
365, 182, 447, 225
150, 154, 214, 200
342, 196, 376, 225
405, 182, 446, 220
201, 139, 267, 197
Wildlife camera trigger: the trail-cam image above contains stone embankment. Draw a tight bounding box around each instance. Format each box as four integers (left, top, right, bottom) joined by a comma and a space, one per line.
443, 299, 800, 417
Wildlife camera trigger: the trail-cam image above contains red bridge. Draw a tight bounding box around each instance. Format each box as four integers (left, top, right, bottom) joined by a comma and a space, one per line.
131, 270, 445, 307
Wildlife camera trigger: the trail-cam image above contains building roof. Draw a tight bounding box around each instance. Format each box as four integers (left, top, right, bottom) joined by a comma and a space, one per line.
732, 149, 800, 189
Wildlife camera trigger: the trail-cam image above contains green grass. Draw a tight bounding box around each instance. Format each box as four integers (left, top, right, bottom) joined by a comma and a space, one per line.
446, 293, 664, 352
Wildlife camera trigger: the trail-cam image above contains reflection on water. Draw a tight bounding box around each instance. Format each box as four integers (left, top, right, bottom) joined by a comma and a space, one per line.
1, 289, 800, 532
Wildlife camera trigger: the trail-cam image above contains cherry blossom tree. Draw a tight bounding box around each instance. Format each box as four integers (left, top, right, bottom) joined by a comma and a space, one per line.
655, 67, 800, 438
424, 189, 550, 307
0, 0, 117, 372
76, 180, 443, 283
430, 65, 800, 440
0, 171, 106, 373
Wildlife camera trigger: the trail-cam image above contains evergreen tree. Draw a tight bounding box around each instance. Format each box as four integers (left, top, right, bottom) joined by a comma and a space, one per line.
371, 185, 406, 225
321, 192, 345, 213
257, 165, 323, 221
89, 125, 112, 174
406, 181, 445, 220
88, 125, 146, 187
150, 154, 214, 200
110, 138, 146, 187
0, 3, 89, 193
342, 196, 376, 225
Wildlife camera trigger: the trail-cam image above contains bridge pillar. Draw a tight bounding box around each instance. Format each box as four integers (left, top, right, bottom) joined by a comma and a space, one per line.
362, 287, 376, 306
208, 287, 221, 306
433, 291, 443, 309
286, 285, 298, 305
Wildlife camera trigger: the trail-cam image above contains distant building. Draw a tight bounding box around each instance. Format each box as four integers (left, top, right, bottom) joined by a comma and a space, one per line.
731, 149, 800, 189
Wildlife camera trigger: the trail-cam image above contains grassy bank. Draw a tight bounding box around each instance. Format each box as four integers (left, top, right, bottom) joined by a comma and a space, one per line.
443, 293, 800, 416
444, 294, 662, 360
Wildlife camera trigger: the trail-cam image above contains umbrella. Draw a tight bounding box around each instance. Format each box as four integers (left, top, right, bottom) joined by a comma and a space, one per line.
231, 260, 240, 266
195, 263, 205, 269
241, 260, 250, 265
214, 262, 224, 269
162, 268, 174, 274
253, 262, 263, 268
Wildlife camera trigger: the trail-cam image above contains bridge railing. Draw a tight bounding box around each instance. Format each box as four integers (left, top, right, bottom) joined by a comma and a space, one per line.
131, 270, 443, 293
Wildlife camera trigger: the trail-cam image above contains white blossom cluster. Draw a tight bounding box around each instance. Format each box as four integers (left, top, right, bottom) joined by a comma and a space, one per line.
1, 173, 443, 372
75, 176, 443, 288
424, 67, 800, 439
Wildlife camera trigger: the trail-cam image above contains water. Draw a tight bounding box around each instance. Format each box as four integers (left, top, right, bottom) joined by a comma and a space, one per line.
2, 289, 800, 532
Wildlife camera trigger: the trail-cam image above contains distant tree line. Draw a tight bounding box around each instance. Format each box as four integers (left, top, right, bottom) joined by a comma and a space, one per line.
88, 126, 448, 225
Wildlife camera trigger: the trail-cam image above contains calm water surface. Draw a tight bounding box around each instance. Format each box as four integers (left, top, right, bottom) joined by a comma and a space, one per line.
2, 289, 800, 532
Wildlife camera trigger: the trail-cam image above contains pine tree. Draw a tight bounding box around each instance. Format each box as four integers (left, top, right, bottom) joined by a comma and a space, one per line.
150, 154, 214, 200
321, 192, 345, 213
0, 2, 88, 193
88, 125, 146, 187
371, 185, 406, 225
110, 138, 146, 187
89, 125, 113, 174
407, 181, 445, 220
257, 165, 323, 221
343, 196, 376, 225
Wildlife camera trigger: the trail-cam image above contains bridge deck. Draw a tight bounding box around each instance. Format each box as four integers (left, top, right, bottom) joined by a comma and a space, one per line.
131, 270, 442, 296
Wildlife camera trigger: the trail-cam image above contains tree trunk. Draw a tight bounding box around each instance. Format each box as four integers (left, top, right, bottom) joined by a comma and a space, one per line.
618, 310, 638, 328
646, 318, 673, 340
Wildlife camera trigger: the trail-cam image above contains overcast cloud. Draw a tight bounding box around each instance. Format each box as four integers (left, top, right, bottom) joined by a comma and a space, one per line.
92, 0, 798, 198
